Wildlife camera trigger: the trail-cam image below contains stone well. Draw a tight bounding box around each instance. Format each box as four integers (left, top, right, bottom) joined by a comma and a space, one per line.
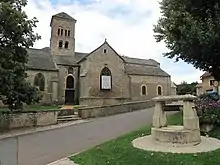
151, 95, 201, 146
132, 95, 220, 153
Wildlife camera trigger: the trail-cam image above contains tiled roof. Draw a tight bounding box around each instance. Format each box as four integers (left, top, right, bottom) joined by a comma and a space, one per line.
27, 48, 57, 71
125, 64, 170, 77
27, 46, 169, 77
122, 56, 159, 66
52, 12, 76, 22
201, 72, 212, 78
54, 52, 87, 65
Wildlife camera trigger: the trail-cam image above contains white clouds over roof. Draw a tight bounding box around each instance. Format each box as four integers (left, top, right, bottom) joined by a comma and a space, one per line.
24, 0, 203, 84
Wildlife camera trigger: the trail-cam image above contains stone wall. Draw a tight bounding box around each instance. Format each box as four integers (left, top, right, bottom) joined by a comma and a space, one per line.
26, 70, 58, 103
79, 97, 130, 106
57, 65, 80, 104
50, 16, 76, 56
201, 76, 214, 93
0, 110, 58, 131
79, 42, 131, 106
78, 100, 154, 119
129, 75, 171, 101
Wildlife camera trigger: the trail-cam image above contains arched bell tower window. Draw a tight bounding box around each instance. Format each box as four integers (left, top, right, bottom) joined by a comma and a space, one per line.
65, 41, 69, 49
58, 28, 60, 35
61, 29, 63, 36
59, 40, 63, 48
34, 73, 45, 91
100, 67, 112, 90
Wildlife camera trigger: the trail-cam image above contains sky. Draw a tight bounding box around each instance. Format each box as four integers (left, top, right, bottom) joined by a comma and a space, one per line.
24, 0, 204, 84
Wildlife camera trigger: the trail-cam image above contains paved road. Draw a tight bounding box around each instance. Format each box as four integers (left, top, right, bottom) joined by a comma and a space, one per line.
18, 108, 155, 165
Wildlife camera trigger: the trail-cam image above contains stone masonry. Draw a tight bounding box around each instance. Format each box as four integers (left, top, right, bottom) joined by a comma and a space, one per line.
24, 12, 175, 106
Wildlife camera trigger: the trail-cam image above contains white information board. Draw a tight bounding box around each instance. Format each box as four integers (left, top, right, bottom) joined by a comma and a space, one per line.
101, 76, 111, 89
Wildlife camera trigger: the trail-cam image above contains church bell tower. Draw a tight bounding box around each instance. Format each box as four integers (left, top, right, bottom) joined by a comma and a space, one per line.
50, 12, 76, 56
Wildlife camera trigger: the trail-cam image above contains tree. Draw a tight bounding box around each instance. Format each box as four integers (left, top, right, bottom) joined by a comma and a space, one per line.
154, 0, 220, 80
0, 0, 41, 110
177, 81, 198, 95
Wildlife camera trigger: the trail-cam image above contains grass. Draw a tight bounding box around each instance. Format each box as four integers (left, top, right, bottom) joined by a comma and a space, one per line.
0, 105, 62, 112
0, 104, 84, 112
70, 112, 220, 165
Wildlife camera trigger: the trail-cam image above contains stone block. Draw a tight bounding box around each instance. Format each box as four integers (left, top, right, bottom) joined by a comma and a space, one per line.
183, 117, 200, 130
152, 102, 167, 128
151, 126, 201, 146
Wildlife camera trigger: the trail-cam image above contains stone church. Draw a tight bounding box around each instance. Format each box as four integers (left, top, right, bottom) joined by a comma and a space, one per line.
26, 12, 174, 106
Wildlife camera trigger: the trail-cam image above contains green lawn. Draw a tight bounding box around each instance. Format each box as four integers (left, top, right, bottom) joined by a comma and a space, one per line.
0, 104, 84, 112
0, 105, 62, 112
70, 112, 220, 165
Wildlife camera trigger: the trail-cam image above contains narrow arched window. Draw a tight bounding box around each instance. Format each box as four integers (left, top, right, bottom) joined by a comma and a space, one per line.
61, 29, 63, 36
65, 30, 67, 36
66, 76, 74, 89
68, 30, 70, 36
142, 85, 147, 95
59, 40, 63, 48
65, 41, 69, 49
34, 73, 45, 91
100, 67, 112, 90
157, 86, 162, 95
58, 28, 60, 35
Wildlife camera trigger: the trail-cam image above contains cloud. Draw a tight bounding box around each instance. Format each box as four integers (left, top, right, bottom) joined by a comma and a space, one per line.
24, 0, 203, 84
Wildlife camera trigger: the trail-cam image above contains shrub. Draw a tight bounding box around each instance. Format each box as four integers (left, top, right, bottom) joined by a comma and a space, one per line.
198, 92, 219, 101
195, 95, 220, 126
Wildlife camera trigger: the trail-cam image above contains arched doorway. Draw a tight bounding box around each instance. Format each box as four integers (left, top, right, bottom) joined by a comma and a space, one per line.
65, 76, 75, 104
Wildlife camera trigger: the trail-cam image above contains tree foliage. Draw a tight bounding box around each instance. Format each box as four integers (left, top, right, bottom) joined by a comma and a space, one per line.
154, 0, 220, 80
0, 0, 41, 110
177, 81, 198, 95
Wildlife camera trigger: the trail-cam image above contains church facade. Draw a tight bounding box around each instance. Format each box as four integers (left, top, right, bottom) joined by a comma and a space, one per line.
26, 12, 174, 106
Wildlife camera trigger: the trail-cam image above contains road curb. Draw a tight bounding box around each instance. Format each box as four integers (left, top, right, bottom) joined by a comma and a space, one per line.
0, 119, 93, 140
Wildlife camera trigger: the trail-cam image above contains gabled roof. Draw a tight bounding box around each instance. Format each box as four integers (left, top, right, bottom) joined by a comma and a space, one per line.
77, 40, 126, 64
201, 71, 212, 78
27, 48, 57, 71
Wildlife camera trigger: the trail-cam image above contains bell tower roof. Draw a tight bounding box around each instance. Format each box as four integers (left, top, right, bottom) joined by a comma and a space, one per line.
50, 12, 76, 26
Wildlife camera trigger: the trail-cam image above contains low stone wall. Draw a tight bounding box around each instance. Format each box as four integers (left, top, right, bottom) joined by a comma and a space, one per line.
79, 97, 131, 106
0, 110, 58, 131
78, 100, 154, 119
